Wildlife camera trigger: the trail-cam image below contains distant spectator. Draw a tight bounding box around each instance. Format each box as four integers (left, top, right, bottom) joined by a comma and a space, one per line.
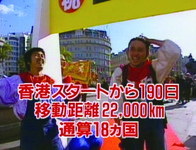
101, 77, 109, 90
184, 73, 194, 102
192, 75, 196, 98
176, 74, 185, 104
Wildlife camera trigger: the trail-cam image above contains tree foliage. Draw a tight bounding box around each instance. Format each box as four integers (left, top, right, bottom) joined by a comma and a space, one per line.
60, 47, 73, 62
0, 42, 12, 63
18, 55, 27, 73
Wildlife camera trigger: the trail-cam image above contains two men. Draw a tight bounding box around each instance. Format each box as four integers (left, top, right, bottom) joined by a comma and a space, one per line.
0, 35, 181, 150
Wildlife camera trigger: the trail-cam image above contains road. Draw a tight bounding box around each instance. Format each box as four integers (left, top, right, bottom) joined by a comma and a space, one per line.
165, 99, 196, 150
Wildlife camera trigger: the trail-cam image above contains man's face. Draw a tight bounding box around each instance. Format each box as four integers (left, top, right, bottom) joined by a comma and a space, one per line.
128, 40, 147, 67
30, 51, 45, 71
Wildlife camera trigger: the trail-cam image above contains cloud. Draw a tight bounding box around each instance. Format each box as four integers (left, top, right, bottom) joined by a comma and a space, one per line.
0, 4, 24, 16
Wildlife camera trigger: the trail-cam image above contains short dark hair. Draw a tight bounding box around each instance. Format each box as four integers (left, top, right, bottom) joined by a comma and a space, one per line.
128, 37, 150, 50
127, 37, 150, 59
24, 47, 45, 71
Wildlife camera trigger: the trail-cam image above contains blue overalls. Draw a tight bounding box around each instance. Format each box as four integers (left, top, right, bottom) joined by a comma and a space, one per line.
20, 100, 64, 150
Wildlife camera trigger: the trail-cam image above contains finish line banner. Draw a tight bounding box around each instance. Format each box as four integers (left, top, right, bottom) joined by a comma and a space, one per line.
50, 0, 196, 34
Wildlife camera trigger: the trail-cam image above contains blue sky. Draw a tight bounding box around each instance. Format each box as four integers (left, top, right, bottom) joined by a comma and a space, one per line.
0, 0, 196, 58
0, 0, 36, 35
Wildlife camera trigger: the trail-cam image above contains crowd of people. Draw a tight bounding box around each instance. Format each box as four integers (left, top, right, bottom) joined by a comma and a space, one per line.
164, 73, 196, 104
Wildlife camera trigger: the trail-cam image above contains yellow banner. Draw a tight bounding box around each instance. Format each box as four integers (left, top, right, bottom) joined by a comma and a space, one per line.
50, 0, 196, 34
63, 60, 91, 84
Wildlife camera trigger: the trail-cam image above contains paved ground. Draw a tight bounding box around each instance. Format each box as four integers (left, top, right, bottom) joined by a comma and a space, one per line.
165, 99, 196, 150
1, 95, 196, 150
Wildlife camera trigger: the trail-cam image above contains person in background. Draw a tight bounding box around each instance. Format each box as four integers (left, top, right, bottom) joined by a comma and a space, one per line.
176, 74, 185, 104
101, 77, 109, 90
184, 73, 194, 102
192, 75, 196, 98
0, 47, 64, 150
110, 35, 181, 150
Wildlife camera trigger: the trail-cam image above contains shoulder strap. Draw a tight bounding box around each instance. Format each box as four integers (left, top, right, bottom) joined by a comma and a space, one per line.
122, 64, 129, 87
149, 64, 157, 84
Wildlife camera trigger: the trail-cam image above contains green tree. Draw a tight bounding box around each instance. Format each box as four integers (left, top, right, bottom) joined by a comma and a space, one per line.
0, 42, 12, 74
18, 56, 27, 73
0, 42, 12, 63
60, 47, 72, 62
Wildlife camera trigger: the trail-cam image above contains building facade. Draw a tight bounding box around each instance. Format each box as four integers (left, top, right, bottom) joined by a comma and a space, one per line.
3, 33, 29, 75
111, 48, 128, 73
59, 29, 112, 81
0, 37, 6, 78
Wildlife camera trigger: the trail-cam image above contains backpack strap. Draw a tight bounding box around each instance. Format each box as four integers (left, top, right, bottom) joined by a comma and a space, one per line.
149, 64, 157, 84
122, 64, 129, 87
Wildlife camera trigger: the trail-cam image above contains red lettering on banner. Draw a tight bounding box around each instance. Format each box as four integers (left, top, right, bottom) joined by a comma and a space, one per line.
110, 102, 118, 118
123, 102, 132, 118
96, 83, 109, 100
57, 121, 140, 137
122, 121, 139, 138
76, 121, 93, 137
65, 83, 81, 100
140, 102, 148, 118
34, 83, 51, 99
139, 83, 145, 100
125, 83, 139, 100
51, 102, 67, 118
34, 102, 51, 119
18, 83, 34, 100
109, 83, 124, 99
68, 102, 83, 118
102, 102, 110, 118
18, 83, 179, 101
101, 121, 110, 137
149, 102, 155, 118
80, 88, 96, 94
93, 121, 100, 137
149, 102, 165, 119
164, 84, 179, 100
52, 84, 66, 99
59, 121, 75, 137
84, 102, 100, 118
132, 102, 139, 118
102, 102, 118, 118
123, 102, 149, 118
93, 121, 139, 138
155, 84, 164, 100
147, 84, 154, 100
110, 123, 121, 137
